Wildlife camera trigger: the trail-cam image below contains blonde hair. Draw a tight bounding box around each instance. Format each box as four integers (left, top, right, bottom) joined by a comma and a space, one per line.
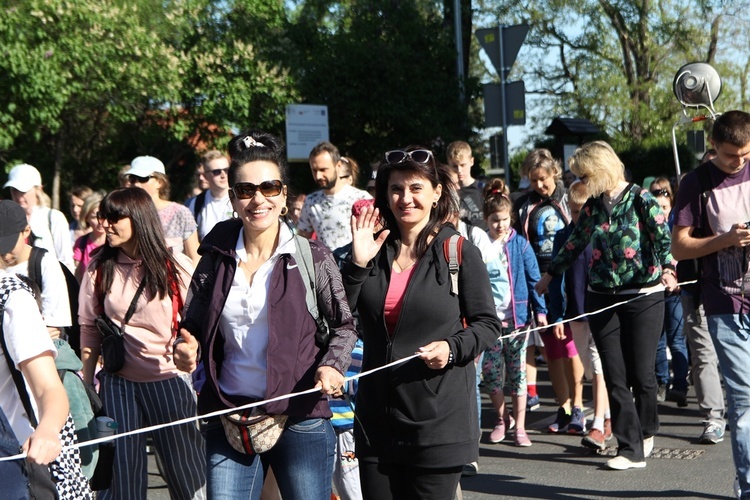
567, 180, 589, 206
447, 141, 472, 160
521, 148, 562, 181
568, 141, 624, 197
79, 191, 105, 230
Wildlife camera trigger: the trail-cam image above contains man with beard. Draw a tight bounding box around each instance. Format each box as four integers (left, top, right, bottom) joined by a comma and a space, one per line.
297, 141, 372, 250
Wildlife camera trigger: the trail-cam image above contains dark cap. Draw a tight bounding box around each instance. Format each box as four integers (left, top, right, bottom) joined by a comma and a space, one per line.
0, 200, 28, 254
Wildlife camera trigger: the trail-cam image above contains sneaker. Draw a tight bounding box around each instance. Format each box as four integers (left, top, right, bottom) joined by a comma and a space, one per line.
605, 455, 646, 470
667, 388, 688, 407
548, 406, 571, 433
515, 429, 532, 447
643, 436, 654, 458
527, 394, 540, 411
505, 414, 516, 431
489, 419, 506, 443
568, 406, 586, 435
700, 421, 725, 444
582, 428, 606, 450
603, 418, 613, 441
656, 384, 667, 403
461, 461, 478, 476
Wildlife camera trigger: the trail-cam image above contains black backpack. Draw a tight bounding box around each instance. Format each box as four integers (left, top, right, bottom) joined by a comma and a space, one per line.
27, 246, 81, 357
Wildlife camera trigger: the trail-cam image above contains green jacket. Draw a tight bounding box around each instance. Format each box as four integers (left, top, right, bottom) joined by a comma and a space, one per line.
54, 338, 98, 479
547, 184, 676, 292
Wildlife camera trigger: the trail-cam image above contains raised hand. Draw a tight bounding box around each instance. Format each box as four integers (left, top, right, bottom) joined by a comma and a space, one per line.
351, 205, 390, 267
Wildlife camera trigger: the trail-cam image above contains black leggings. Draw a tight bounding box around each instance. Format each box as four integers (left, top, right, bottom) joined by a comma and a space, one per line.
359, 459, 462, 500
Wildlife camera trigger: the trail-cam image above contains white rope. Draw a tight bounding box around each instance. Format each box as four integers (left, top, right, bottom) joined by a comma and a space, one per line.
0, 280, 696, 462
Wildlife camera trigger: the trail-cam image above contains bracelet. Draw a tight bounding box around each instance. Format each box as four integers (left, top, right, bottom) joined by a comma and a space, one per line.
447, 348, 455, 366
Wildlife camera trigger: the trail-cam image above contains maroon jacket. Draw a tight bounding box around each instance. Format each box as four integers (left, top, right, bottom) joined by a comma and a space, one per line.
181, 219, 357, 417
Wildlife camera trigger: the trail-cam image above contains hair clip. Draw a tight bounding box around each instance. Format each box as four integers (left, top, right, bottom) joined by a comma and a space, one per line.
243, 136, 266, 149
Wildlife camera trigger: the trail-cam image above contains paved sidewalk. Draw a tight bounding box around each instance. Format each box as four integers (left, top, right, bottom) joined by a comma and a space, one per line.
461, 383, 735, 499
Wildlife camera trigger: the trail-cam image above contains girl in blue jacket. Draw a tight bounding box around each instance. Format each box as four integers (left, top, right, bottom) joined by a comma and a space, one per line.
481, 179, 547, 447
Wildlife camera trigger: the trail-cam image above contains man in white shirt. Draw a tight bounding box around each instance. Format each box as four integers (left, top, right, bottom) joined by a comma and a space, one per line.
297, 142, 372, 251
186, 151, 233, 240
3, 163, 73, 270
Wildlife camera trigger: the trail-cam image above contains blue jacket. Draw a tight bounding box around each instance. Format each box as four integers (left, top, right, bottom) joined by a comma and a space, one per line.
485, 229, 546, 328
548, 223, 591, 324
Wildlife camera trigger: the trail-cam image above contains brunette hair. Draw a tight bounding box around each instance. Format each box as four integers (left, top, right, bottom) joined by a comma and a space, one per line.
340, 156, 360, 184
712, 110, 750, 148
94, 188, 183, 301
227, 131, 289, 187
375, 145, 455, 259
482, 178, 514, 223
649, 176, 675, 207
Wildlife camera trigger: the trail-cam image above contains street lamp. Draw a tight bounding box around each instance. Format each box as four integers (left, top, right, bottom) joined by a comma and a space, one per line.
672, 62, 722, 184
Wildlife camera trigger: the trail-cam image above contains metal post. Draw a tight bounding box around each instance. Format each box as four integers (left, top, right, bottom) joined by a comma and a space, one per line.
453, 0, 464, 104
498, 25, 510, 185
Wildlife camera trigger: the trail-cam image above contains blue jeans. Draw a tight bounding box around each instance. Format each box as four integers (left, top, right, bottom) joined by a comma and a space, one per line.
708, 314, 750, 498
205, 417, 335, 500
655, 293, 688, 391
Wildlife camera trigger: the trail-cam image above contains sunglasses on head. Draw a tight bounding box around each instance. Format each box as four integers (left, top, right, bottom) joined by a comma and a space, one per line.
210, 168, 229, 176
651, 188, 669, 197
96, 212, 128, 225
231, 180, 284, 200
128, 174, 152, 184
384, 149, 433, 165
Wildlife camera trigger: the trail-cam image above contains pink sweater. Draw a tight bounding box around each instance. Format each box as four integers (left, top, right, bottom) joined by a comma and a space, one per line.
79, 251, 193, 382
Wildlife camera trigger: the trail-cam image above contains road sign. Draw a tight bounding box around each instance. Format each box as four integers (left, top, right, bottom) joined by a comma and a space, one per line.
483, 81, 526, 128
475, 24, 529, 79
285, 104, 329, 162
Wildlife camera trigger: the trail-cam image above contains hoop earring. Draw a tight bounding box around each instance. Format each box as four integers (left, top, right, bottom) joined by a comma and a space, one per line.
232, 210, 239, 219
432, 201, 438, 208
280, 206, 289, 216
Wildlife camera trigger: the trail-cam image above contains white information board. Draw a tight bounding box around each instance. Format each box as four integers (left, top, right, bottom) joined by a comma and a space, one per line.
285, 104, 329, 162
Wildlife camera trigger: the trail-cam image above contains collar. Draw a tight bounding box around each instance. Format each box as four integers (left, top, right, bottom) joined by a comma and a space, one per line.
235, 222, 296, 263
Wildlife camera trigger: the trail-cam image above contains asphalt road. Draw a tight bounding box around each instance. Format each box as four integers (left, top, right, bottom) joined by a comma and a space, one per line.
142, 366, 737, 499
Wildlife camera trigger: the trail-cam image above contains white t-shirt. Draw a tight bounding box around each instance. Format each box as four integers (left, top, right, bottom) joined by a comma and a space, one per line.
186, 190, 233, 240
29, 206, 74, 271
297, 185, 372, 251
0, 275, 57, 445
7, 251, 72, 328
458, 220, 496, 262
218, 224, 297, 399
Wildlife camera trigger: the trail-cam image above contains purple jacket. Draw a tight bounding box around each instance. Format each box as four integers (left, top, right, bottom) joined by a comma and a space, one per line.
181, 219, 358, 418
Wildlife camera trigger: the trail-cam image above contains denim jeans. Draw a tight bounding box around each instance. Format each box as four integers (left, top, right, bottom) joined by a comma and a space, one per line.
655, 293, 689, 391
707, 314, 750, 498
205, 417, 335, 500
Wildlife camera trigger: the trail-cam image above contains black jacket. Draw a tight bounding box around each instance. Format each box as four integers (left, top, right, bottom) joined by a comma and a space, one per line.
343, 225, 501, 467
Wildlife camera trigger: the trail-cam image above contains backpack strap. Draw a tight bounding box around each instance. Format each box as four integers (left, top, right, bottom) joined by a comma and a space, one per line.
293, 235, 330, 346
28, 246, 46, 293
0, 277, 39, 427
192, 191, 207, 225
443, 234, 464, 296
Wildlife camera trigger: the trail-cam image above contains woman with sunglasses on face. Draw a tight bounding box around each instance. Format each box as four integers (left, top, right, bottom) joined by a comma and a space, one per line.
123, 156, 201, 265
174, 131, 358, 500
649, 177, 689, 406
536, 142, 678, 470
342, 146, 501, 499
78, 188, 206, 499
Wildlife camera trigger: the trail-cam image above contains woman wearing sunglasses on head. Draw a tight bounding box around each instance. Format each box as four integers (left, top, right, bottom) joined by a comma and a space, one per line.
78, 188, 206, 499
123, 156, 201, 265
342, 146, 501, 499
174, 131, 358, 500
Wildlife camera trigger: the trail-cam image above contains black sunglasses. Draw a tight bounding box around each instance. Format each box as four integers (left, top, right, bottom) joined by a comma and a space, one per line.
210, 168, 229, 176
651, 188, 669, 197
128, 174, 152, 184
96, 212, 128, 225
384, 149, 433, 165
231, 180, 284, 200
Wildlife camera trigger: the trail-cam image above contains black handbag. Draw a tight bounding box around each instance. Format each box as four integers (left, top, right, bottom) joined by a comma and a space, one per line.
95, 280, 147, 373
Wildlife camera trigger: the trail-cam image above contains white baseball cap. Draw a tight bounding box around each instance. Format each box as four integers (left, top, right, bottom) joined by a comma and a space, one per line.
125, 156, 166, 178
3, 163, 43, 193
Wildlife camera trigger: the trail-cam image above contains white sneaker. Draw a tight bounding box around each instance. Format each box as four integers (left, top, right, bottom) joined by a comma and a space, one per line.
606, 455, 646, 470
643, 436, 654, 458
735, 476, 741, 499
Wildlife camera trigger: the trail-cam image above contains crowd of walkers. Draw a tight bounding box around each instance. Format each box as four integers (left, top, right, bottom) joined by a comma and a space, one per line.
0, 111, 749, 500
